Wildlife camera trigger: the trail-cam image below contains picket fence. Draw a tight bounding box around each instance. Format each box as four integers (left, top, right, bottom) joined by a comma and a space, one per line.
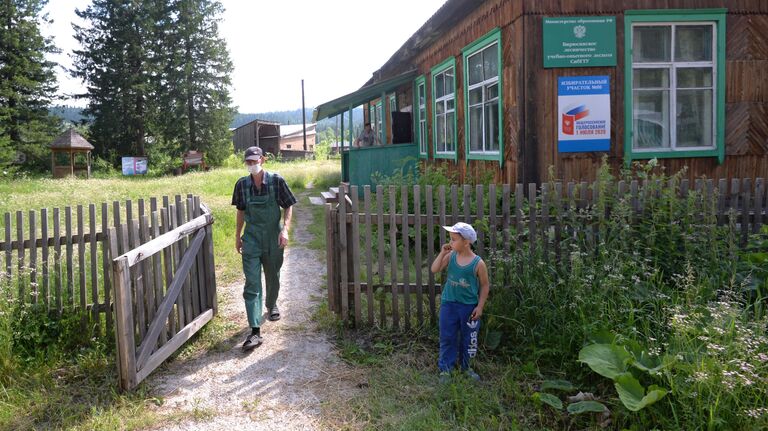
322, 178, 767, 330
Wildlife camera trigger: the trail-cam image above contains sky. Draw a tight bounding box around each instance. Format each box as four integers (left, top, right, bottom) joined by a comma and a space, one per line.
41, 0, 448, 113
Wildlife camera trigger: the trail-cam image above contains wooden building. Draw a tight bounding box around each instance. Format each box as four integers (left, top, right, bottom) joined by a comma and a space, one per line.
50, 128, 95, 179
314, 0, 768, 184
232, 119, 280, 155
279, 123, 316, 159
232, 119, 315, 159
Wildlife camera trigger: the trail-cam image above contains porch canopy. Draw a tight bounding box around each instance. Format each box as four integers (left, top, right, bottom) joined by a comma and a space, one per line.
312, 69, 417, 122
50, 128, 95, 179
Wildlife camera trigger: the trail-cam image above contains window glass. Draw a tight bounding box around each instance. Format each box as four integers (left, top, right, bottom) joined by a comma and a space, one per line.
633, 90, 670, 149
633, 26, 671, 62
468, 52, 483, 85
483, 43, 498, 81
677, 68, 712, 88
677, 89, 713, 147
675, 25, 712, 62
633, 68, 669, 88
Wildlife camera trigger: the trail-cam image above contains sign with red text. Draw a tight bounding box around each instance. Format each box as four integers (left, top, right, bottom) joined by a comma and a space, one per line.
558, 76, 610, 152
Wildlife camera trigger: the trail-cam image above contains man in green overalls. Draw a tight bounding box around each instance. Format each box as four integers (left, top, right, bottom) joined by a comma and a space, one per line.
232, 146, 297, 351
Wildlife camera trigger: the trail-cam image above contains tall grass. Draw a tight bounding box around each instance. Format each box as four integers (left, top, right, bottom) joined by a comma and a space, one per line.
0, 159, 340, 430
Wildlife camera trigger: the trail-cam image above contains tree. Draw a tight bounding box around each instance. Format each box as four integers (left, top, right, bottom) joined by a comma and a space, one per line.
155, 0, 233, 164
72, 0, 159, 161
0, 0, 60, 170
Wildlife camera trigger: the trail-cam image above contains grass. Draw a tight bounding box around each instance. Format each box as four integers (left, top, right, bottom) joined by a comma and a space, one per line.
0, 159, 341, 430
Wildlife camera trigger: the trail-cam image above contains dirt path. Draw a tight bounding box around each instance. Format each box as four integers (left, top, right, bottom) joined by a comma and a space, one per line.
147, 194, 360, 430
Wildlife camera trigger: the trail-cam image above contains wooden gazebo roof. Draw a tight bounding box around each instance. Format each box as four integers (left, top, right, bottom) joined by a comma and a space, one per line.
50, 128, 94, 151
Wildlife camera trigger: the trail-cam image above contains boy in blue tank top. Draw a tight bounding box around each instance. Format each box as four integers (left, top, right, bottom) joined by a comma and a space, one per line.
431, 222, 490, 382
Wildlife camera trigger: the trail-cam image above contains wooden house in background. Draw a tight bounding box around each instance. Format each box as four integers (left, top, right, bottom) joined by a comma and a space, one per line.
232, 119, 315, 159
314, 0, 768, 185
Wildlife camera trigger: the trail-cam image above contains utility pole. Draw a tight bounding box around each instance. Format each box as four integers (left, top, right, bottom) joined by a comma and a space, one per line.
301, 79, 307, 152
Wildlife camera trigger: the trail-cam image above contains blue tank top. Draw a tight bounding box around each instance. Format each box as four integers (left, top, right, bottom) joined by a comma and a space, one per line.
441, 252, 481, 305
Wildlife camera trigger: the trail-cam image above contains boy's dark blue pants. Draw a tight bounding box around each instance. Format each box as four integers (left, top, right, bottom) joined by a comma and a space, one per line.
439, 301, 481, 372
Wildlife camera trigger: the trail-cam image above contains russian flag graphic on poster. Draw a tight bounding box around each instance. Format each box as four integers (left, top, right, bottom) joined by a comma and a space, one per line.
562, 105, 590, 135
557, 76, 610, 152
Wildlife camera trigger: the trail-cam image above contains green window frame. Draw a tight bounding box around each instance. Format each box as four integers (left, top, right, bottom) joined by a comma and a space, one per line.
624, 9, 726, 165
431, 57, 457, 161
389, 93, 397, 114
414, 75, 427, 157
462, 27, 503, 164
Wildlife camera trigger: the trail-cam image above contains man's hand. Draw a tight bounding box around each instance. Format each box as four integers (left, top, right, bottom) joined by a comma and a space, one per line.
235, 236, 242, 254
278, 228, 288, 248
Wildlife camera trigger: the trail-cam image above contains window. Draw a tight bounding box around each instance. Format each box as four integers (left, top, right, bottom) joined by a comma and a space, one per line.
369, 100, 384, 143
431, 57, 457, 159
463, 28, 502, 161
414, 76, 427, 157
389, 93, 397, 114
625, 9, 725, 163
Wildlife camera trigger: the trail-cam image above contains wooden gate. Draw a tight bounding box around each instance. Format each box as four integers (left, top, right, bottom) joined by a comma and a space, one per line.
109, 196, 216, 390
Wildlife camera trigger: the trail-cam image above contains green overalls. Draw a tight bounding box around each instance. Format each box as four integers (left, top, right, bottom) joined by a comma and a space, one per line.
241, 172, 284, 328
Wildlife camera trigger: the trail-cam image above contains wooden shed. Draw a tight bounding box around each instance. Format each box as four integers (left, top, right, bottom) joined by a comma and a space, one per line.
50, 128, 95, 179
315, 0, 768, 185
232, 119, 280, 155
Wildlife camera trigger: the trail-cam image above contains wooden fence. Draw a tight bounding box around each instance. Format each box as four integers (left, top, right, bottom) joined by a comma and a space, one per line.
0, 194, 213, 339
110, 196, 216, 390
323, 178, 767, 330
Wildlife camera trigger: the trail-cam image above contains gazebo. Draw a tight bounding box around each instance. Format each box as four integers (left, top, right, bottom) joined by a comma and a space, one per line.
50, 128, 95, 178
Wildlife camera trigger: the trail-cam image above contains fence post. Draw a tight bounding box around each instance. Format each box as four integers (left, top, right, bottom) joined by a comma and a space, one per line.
110, 227, 137, 391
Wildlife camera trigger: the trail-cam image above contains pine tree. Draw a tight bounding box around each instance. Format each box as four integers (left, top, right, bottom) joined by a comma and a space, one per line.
0, 0, 60, 170
72, 0, 158, 160
156, 0, 234, 164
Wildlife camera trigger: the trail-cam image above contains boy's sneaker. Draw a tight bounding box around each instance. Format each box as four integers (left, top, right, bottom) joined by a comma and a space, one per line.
242, 333, 262, 351
439, 371, 451, 384
465, 368, 480, 381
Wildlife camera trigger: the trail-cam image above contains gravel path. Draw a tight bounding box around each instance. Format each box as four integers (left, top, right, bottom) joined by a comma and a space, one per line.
147, 195, 360, 430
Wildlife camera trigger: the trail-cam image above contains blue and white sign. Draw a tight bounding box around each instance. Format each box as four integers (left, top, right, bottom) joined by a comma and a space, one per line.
557, 76, 611, 152
121, 157, 148, 175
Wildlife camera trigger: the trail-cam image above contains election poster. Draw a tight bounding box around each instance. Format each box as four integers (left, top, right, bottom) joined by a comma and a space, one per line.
557, 76, 611, 152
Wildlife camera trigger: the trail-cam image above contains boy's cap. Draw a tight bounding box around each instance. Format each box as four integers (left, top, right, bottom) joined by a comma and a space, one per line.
244, 146, 263, 161
442, 222, 477, 243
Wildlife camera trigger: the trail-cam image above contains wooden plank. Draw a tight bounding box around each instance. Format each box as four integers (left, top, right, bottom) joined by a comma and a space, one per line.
193, 197, 207, 313
185, 197, 200, 318
338, 186, 349, 323
350, 186, 362, 326
717, 179, 727, 226
450, 185, 458, 226
376, 185, 385, 326
488, 184, 497, 255
135, 308, 213, 385
741, 179, 751, 247
755, 178, 765, 233
463, 184, 471, 224
389, 186, 399, 330
502, 184, 510, 257
324, 203, 337, 313
566, 182, 576, 256
706, 180, 715, 226
77, 205, 87, 315
53, 208, 62, 314
117, 212, 212, 267
731, 179, 741, 231
441, 186, 449, 250
111, 251, 137, 390
3, 213, 10, 281
554, 183, 563, 264
140, 215, 155, 333
401, 186, 410, 330
476, 184, 484, 257
515, 184, 524, 256
171, 202, 188, 328
151, 210, 167, 346
528, 184, 537, 260
135, 229, 205, 370
64, 206, 74, 308
413, 185, 423, 326
130, 218, 146, 341
693, 179, 703, 224
363, 186, 374, 326
89, 205, 99, 331
541, 183, 550, 262
161, 207, 177, 337
426, 186, 436, 323
29, 210, 37, 304
41, 209, 49, 309
102, 203, 113, 335
16, 211, 24, 300
202, 204, 217, 316
176, 196, 193, 328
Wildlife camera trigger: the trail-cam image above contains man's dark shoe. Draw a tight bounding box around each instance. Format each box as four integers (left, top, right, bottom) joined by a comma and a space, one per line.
242, 333, 262, 351
268, 306, 281, 321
